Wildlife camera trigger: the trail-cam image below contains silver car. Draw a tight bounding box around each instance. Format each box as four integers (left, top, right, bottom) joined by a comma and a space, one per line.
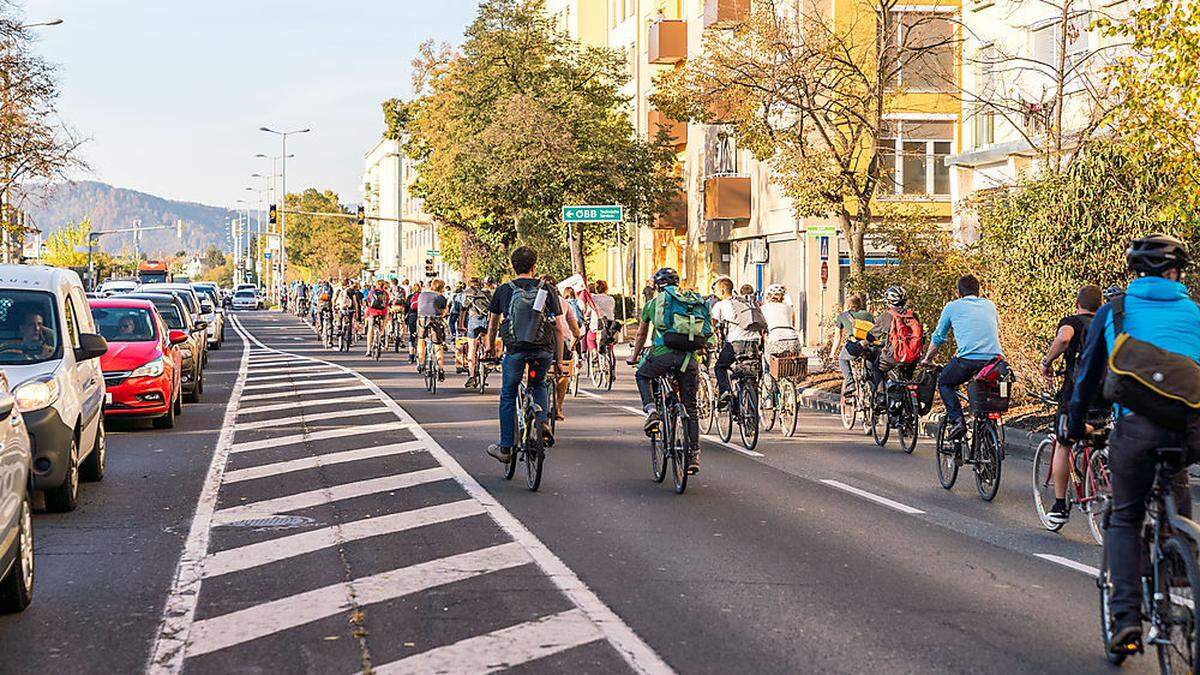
0, 372, 34, 612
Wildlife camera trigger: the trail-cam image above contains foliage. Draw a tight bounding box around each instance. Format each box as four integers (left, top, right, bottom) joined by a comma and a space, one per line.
202, 259, 233, 287
41, 218, 90, 268
283, 188, 360, 280
401, 0, 678, 279
202, 245, 225, 270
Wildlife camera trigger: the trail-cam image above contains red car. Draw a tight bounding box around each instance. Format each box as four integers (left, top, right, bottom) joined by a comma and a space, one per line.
88, 298, 187, 428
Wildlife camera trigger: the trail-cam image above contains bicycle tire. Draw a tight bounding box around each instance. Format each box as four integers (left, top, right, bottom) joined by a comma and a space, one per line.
870, 403, 890, 447
975, 422, 1002, 501
1157, 535, 1200, 674
840, 385, 857, 430
548, 382, 558, 435
525, 423, 544, 492
718, 392, 733, 443
779, 380, 798, 437
935, 421, 959, 489
1083, 449, 1111, 546
604, 350, 615, 391
739, 384, 759, 451
1096, 518, 1127, 665
1031, 436, 1063, 531
670, 404, 688, 494
697, 377, 714, 435
649, 411, 668, 484
505, 405, 522, 481
760, 379, 778, 433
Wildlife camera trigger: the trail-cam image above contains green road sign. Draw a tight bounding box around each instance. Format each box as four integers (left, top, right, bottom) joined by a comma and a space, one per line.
807, 225, 838, 237
562, 205, 623, 223
426, 250, 440, 257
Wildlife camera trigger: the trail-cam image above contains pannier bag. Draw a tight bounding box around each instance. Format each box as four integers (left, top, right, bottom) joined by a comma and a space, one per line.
653, 287, 712, 352
915, 365, 941, 416
1103, 296, 1200, 430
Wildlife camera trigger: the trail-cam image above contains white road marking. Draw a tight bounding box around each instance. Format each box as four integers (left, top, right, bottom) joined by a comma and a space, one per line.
204, 499, 486, 578
238, 384, 367, 402
819, 479, 926, 515
228, 420, 406, 454
233, 406, 392, 431
237, 393, 376, 414
222, 440, 425, 483
1034, 553, 1101, 577
186, 542, 531, 658
244, 367, 340, 382
578, 389, 766, 458
371, 608, 604, 675
241, 376, 357, 391
210, 468, 451, 525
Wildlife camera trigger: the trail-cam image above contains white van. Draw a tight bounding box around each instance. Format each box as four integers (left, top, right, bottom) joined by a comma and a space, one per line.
0, 266, 108, 512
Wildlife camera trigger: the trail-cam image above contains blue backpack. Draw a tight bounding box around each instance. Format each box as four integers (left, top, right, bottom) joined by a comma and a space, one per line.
652, 287, 712, 352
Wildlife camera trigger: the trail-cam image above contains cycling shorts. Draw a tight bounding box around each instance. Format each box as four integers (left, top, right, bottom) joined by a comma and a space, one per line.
418, 317, 446, 344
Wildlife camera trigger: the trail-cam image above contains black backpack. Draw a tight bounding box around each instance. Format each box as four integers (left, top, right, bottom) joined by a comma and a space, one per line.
368, 290, 386, 311
500, 281, 554, 350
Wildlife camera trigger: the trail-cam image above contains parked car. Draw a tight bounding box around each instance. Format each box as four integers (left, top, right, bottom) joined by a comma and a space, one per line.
118, 293, 206, 403
97, 280, 137, 297
231, 288, 259, 310
0, 265, 108, 513
89, 299, 186, 429
189, 283, 225, 350
133, 285, 209, 367
0, 372, 34, 612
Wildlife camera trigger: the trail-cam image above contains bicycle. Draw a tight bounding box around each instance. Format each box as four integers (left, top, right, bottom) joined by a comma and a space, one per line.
423, 335, 444, 394
386, 312, 403, 353
503, 365, 548, 491
368, 315, 386, 360
840, 355, 871, 433
1097, 445, 1200, 670
647, 373, 693, 494
588, 331, 616, 391
870, 365, 929, 454
766, 351, 804, 438
319, 306, 334, 349
336, 308, 354, 353
935, 387, 1005, 501
466, 335, 495, 395
1029, 388, 1113, 544
717, 347, 761, 451
696, 358, 717, 435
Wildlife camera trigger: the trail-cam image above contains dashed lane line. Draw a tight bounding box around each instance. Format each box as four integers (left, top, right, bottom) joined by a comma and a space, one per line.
244, 366, 341, 382
221, 441, 425, 483
1033, 553, 1100, 577
233, 406, 393, 432
228, 420, 407, 454
819, 479, 926, 515
236, 393, 376, 414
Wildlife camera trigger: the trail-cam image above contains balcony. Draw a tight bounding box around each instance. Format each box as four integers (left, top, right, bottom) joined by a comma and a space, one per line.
648, 19, 687, 64
652, 190, 687, 231
703, 0, 749, 29
704, 175, 751, 220
647, 109, 686, 147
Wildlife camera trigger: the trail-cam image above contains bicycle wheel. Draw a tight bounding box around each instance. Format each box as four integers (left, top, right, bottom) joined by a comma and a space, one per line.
649, 407, 668, 484
870, 400, 890, 447
1157, 535, 1200, 674
1097, 520, 1127, 665
718, 390, 733, 443
974, 422, 1003, 501
525, 422, 544, 492
505, 406, 522, 481
738, 384, 759, 451
669, 405, 688, 494
604, 350, 615, 391
935, 421, 959, 489
760, 378, 778, 433
548, 381, 558, 435
696, 377, 714, 435
839, 384, 857, 430
1083, 449, 1112, 546
1031, 436, 1064, 531
779, 380, 798, 437
897, 396, 919, 454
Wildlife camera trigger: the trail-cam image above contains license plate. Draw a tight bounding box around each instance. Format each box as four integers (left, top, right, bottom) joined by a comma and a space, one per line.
105, 393, 113, 405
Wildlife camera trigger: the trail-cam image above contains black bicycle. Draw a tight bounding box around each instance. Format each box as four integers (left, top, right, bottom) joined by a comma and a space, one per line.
336, 308, 354, 353
504, 365, 548, 491
368, 315, 385, 360
870, 366, 928, 454
935, 389, 1004, 501
1098, 446, 1200, 671
647, 373, 692, 494
718, 348, 761, 451
319, 306, 334, 349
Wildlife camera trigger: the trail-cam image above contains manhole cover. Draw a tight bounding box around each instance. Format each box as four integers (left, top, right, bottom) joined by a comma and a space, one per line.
218, 515, 316, 530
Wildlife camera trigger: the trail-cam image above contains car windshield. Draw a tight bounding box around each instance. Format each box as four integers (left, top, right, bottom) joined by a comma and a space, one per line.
235, 290, 255, 298
194, 287, 218, 306
93, 307, 157, 342
0, 290, 62, 365
148, 301, 184, 329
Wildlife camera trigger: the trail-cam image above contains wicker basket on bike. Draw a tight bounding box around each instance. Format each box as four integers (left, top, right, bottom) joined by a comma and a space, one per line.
768, 352, 807, 380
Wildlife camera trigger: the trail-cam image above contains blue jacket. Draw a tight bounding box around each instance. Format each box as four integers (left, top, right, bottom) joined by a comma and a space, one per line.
1067, 276, 1200, 437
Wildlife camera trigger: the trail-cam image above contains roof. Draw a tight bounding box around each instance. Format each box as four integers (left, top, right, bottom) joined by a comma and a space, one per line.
88, 298, 156, 311
0, 264, 83, 290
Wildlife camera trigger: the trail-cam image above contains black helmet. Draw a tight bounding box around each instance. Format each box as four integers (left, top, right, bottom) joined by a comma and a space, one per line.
1127, 234, 1190, 276
653, 267, 680, 289
1103, 285, 1123, 301
884, 285, 907, 308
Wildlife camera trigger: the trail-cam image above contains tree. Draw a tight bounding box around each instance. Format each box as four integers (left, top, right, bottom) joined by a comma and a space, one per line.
283, 188, 360, 280
653, 0, 956, 279
401, 0, 678, 279
202, 245, 225, 270
41, 218, 89, 268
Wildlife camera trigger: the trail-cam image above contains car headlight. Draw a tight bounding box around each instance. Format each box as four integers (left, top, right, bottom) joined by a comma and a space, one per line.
14, 378, 59, 413
131, 356, 164, 378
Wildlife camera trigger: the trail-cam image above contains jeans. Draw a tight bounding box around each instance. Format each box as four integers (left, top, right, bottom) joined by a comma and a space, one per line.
714, 341, 758, 395
636, 351, 700, 451
498, 350, 552, 448
1106, 413, 1199, 623
937, 357, 991, 424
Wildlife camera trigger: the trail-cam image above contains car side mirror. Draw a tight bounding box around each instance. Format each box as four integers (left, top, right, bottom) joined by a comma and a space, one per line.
168, 329, 189, 345
0, 392, 13, 420
192, 320, 208, 333
75, 332, 109, 361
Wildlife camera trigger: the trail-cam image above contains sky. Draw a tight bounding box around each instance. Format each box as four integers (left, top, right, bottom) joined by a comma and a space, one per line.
31, 0, 482, 208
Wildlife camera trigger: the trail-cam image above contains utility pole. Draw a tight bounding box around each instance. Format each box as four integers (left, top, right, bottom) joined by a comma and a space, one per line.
133, 219, 142, 262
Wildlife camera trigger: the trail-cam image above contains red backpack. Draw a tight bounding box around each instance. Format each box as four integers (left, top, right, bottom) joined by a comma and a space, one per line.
887, 308, 924, 364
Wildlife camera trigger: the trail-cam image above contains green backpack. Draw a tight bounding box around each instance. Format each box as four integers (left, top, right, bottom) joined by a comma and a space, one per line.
652, 287, 712, 352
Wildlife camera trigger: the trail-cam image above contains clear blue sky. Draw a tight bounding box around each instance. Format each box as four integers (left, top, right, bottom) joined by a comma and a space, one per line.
32, 0, 481, 208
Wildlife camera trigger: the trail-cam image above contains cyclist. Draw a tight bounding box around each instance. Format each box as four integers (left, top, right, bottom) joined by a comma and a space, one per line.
546, 277, 583, 421
364, 279, 390, 356
627, 267, 705, 474
405, 281, 423, 364
485, 246, 562, 464
314, 279, 334, 336
416, 279, 449, 380
866, 286, 923, 409
333, 279, 356, 342
1063, 234, 1200, 656
448, 282, 465, 340
1039, 284, 1104, 527
762, 283, 800, 356
388, 284, 407, 351
833, 293, 874, 398
459, 277, 493, 389
919, 274, 1002, 440
711, 280, 766, 410
585, 279, 617, 355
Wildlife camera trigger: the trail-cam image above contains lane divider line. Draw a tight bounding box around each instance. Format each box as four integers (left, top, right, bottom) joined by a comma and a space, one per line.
1033, 553, 1100, 577
819, 479, 926, 515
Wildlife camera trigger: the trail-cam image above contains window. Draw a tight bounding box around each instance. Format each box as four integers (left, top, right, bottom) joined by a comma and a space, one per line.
879, 120, 953, 196
92, 307, 156, 342
0, 290, 62, 365
885, 10, 956, 92
1031, 15, 1089, 89
972, 43, 996, 149
63, 296, 80, 349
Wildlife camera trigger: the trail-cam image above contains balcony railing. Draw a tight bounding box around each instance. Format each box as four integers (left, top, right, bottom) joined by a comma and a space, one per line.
704, 175, 751, 220
703, 0, 749, 29
647, 109, 686, 147
648, 19, 687, 64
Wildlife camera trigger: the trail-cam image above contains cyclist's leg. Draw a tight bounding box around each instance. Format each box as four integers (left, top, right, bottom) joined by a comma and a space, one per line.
713, 342, 735, 399
675, 354, 701, 467
937, 357, 986, 432
433, 322, 446, 378
635, 355, 668, 433
488, 351, 524, 461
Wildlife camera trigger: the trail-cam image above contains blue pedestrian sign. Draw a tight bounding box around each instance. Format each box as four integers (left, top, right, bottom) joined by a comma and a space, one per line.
562, 205, 624, 223
264, 252, 273, 260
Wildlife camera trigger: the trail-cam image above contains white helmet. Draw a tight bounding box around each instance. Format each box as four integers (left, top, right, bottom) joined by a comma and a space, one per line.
766, 283, 786, 299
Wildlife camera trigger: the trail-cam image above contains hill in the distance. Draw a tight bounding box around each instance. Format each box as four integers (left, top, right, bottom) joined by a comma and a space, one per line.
25, 181, 238, 256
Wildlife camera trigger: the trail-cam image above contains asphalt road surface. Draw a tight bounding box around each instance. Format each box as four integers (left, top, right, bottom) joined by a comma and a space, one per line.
0, 309, 1171, 674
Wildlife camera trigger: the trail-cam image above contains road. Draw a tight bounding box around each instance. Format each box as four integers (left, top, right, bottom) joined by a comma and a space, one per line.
0, 309, 1165, 673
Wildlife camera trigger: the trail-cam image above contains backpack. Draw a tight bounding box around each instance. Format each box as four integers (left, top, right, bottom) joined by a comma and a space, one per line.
886, 308, 924, 364
1103, 295, 1200, 431
466, 288, 491, 316
501, 281, 554, 350
368, 290, 386, 311
653, 287, 713, 352
729, 297, 767, 333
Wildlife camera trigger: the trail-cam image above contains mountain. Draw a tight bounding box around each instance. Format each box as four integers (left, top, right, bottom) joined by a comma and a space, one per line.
24, 181, 239, 256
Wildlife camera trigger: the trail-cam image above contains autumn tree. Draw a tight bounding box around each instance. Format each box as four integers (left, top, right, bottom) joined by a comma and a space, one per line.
283, 188, 360, 280
41, 218, 89, 268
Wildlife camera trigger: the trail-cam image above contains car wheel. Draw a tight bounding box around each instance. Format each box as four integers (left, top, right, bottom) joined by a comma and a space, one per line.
153, 395, 176, 429
45, 435, 80, 513
80, 418, 105, 482
195, 369, 204, 396
173, 385, 183, 415
0, 492, 34, 612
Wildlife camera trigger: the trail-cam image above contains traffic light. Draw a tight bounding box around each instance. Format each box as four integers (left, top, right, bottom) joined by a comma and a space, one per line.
424, 258, 436, 278
356, 205, 365, 226
269, 204, 277, 224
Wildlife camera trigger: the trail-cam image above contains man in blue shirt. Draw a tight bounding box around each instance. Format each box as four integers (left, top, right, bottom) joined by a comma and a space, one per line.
920, 274, 1002, 440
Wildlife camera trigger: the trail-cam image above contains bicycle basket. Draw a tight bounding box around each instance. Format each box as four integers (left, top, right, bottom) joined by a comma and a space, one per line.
968, 378, 1011, 415
768, 353, 807, 380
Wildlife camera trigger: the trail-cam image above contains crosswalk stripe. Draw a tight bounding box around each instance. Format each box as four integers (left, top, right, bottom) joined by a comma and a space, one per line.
186, 542, 530, 658
222, 440, 424, 482
238, 383, 366, 402
233, 406, 392, 431
237, 394, 376, 414
248, 357, 310, 366
229, 420, 405, 454
245, 367, 340, 382
211, 467, 450, 525
204, 499, 485, 578
370, 608, 604, 675
242, 376, 357, 391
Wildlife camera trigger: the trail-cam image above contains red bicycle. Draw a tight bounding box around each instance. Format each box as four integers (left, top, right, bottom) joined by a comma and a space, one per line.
1031, 391, 1114, 545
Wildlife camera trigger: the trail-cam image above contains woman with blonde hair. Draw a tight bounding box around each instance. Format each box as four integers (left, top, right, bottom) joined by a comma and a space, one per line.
762, 284, 800, 355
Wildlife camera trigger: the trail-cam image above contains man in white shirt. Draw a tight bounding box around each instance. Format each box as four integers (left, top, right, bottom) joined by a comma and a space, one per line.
710, 279, 764, 407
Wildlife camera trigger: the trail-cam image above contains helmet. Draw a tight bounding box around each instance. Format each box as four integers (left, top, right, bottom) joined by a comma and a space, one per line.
884, 286, 907, 308
1103, 285, 1123, 301
1127, 234, 1190, 276
766, 283, 786, 299
653, 268, 680, 289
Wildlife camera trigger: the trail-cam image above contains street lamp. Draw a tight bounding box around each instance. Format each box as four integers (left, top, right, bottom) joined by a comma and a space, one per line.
259, 128, 309, 286
20, 19, 64, 28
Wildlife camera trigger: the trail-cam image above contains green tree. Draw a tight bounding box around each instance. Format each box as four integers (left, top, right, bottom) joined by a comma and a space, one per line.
202, 245, 225, 270
283, 188, 360, 280
41, 218, 90, 268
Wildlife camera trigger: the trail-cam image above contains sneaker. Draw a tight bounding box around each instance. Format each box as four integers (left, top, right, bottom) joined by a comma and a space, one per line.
947, 419, 967, 440
686, 449, 701, 475
1047, 500, 1070, 528
465, 377, 478, 389
486, 444, 512, 463
1108, 618, 1143, 656
438, 371, 445, 383
540, 421, 555, 447
643, 406, 661, 436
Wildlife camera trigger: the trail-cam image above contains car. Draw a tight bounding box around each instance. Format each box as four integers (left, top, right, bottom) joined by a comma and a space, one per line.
0, 372, 34, 612
189, 283, 225, 350
0, 265, 108, 513
89, 299, 186, 429
232, 288, 259, 310
133, 285, 209, 367
118, 293, 207, 403
97, 280, 137, 297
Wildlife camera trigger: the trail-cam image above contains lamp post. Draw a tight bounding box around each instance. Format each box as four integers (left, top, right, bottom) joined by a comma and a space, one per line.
19, 19, 64, 28
258, 128, 308, 286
